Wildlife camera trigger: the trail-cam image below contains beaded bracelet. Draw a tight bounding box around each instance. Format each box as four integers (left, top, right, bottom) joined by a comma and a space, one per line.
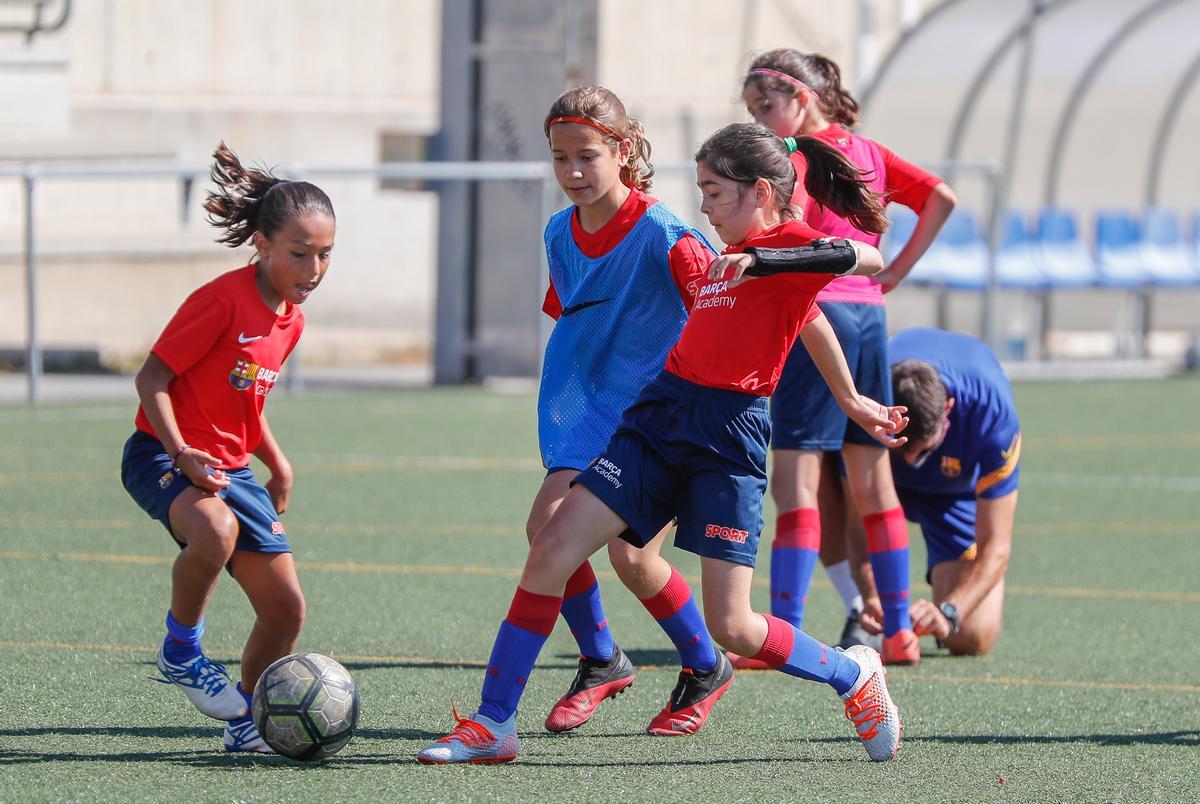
171, 443, 192, 468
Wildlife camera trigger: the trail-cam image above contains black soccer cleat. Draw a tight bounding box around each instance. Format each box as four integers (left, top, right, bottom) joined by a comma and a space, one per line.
836, 613, 882, 652
545, 645, 636, 732
646, 650, 733, 736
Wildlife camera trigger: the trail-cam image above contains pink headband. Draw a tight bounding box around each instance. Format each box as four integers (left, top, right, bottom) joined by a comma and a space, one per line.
547, 115, 624, 141
748, 68, 813, 96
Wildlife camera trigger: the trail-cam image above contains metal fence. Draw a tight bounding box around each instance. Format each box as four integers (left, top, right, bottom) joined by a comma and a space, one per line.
0, 159, 1004, 404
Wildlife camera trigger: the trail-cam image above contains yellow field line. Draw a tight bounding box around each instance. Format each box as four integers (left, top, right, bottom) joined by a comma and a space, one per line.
1, 514, 1197, 541
911, 672, 1200, 694
1, 638, 1195, 695
2, 549, 1199, 604
1026, 433, 1200, 449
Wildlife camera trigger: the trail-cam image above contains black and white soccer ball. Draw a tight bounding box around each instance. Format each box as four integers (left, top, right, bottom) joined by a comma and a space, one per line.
252, 652, 360, 761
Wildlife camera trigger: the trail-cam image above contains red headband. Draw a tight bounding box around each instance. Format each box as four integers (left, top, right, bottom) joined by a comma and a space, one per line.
748, 68, 813, 97
547, 115, 625, 141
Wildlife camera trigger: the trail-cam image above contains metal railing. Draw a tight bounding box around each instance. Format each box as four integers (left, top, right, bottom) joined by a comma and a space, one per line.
0, 158, 1002, 403
0, 0, 70, 42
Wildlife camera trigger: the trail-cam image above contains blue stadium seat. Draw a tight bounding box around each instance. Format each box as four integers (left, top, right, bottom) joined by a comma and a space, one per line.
995, 210, 1047, 289
1094, 211, 1146, 288
910, 208, 986, 290
1141, 208, 1200, 286
1033, 207, 1096, 288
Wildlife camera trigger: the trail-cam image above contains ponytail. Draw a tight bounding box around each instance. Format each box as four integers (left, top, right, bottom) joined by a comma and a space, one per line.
203, 141, 334, 248
790, 137, 886, 234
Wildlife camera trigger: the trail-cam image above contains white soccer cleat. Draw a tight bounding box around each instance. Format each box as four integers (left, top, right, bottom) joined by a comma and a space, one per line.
839, 644, 902, 761
156, 645, 249, 721
417, 708, 519, 764
224, 716, 274, 753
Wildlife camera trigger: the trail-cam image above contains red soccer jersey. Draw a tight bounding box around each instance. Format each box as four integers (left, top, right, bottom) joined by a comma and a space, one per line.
134, 265, 304, 468
541, 187, 711, 317
664, 221, 833, 395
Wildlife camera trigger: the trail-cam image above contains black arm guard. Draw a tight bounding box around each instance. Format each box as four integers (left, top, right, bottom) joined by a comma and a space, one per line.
743, 238, 858, 277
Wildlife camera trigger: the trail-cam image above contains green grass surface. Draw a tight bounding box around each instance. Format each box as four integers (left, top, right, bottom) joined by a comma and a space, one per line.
1, 379, 1198, 801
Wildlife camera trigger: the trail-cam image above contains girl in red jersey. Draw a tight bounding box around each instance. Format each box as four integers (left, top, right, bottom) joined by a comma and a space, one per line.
739, 50, 956, 666
120, 143, 334, 753
417, 123, 908, 765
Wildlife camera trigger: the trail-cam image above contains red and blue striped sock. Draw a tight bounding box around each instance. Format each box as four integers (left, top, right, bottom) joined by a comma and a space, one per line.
559, 562, 614, 662
640, 566, 717, 672
864, 507, 913, 637
753, 614, 860, 695
769, 508, 821, 628
478, 586, 562, 723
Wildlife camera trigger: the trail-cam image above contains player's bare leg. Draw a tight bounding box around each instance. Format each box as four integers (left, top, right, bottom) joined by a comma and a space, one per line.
816, 456, 879, 651
220, 550, 305, 752
155, 489, 248, 721
419, 487, 627, 764
843, 444, 918, 666
930, 560, 1006, 656
702, 558, 899, 761
230, 550, 306, 691
531, 472, 639, 732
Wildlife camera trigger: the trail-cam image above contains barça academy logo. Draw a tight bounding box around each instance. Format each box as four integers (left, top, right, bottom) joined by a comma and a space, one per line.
940, 455, 962, 478
230, 359, 260, 391
229, 360, 282, 395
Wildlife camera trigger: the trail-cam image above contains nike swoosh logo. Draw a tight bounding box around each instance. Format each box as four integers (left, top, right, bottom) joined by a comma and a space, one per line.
560, 297, 614, 316
238, 332, 265, 344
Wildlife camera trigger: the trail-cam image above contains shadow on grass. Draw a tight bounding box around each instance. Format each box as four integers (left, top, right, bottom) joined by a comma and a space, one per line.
338, 659, 578, 672
0, 726, 214, 739
805, 730, 1200, 747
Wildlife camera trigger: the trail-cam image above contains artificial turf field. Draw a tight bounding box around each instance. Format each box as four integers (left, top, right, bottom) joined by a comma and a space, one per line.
1, 377, 1197, 802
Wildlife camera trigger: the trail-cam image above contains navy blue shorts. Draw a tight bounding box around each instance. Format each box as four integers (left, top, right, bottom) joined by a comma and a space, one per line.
897, 487, 976, 577
573, 372, 770, 568
120, 431, 291, 554
771, 301, 891, 451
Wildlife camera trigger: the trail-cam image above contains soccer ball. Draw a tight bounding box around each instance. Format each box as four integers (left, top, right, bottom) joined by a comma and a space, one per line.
252, 652, 360, 761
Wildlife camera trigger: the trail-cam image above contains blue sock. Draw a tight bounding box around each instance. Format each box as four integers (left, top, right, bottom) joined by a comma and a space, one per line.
640, 567, 717, 673
758, 615, 860, 696
477, 588, 561, 723
560, 563, 614, 661
163, 610, 203, 664
864, 509, 913, 637
770, 508, 821, 628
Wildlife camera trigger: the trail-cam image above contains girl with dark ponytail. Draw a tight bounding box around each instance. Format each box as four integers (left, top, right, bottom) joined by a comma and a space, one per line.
121, 142, 334, 754
739, 49, 957, 668
417, 121, 910, 765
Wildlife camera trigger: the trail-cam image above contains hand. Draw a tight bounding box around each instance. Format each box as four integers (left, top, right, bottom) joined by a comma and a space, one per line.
875, 267, 899, 293
858, 597, 884, 635
706, 253, 757, 286
265, 460, 294, 515
875, 261, 909, 293
175, 448, 231, 492
910, 598, 951, 639
845, 396, 909, 448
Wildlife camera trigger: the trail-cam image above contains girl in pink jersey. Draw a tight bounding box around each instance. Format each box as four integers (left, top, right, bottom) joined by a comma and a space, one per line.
417, 123, 908, 765
739, 50, 956, 666
120, 143, 334, 753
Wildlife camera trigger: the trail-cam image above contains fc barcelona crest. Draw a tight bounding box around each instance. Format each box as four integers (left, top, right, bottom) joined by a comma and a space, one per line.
229, 359, 260, 391
940, 455, 962, 478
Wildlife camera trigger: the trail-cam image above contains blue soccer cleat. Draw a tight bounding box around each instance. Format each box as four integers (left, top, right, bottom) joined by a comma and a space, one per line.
416, 706, 519, 764
156, 643, 248, 721
223, 714, 274, 753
